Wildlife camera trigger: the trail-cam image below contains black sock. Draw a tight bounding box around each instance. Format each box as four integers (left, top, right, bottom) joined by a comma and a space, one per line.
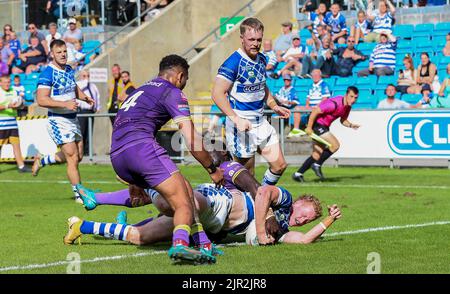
315, 149, 334, 166
298, 156, 315, 174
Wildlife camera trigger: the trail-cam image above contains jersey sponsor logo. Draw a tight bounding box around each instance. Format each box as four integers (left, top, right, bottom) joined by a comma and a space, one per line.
387, 112, 450, 156
145, 81, 163, 87
228, 170, 235, 177
237, 82, 265, 93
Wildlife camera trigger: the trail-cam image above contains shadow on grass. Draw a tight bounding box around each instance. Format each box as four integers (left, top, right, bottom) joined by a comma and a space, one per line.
311, 175, 364, 183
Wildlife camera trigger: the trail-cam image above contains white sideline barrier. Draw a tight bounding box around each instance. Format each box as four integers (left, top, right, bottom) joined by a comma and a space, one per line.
0, 118, 57, 160
331, 110, 450, 159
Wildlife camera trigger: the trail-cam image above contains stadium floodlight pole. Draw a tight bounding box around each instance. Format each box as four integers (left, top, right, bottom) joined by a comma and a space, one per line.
137, 0, 141, 26
101, 0, 105, 26
59, 0, 63, 27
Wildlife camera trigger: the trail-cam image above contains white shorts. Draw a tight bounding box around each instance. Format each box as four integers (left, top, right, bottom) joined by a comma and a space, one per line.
47, 116, 82, 146
194, 184, 234, 234
225, 118, 279, 158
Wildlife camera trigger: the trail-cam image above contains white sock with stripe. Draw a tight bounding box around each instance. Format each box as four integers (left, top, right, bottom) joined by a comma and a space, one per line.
80, 221, 132, 241
262, 169, 282, 186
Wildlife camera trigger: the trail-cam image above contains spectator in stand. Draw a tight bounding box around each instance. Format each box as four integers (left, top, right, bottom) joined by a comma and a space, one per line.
45, 23, 62, 53
0, 38, 14, 74
27, 23, 48, 56
396, 55, 421, 94
288, 69, 330, 138
12, 36, 47, 74
411, 84, 434, 108
77, 70, 100, 155
323, 3, 348, 44
107, 64, 123, 125
274, 74, 298, 109
63, 18, 83, 48
118, 70, 136, 105
435, 63, 450, 108
416, 52, 440, 93
12, 75, 25, 102
273, 22, 294, 63
262, 39, 278, 78
302, 1, 327, 38
314, 36, 337, 77
8, 32, 21, 66
365, 0, 395, 43
275, 36, 312, 78
358, 32, 397, 77
442, 33, 450, 57
330, 36, 367, 77
377, 84, 410, 109
67, 40, 85, 70
352, 10, 372, 45
2, 24, 13, 39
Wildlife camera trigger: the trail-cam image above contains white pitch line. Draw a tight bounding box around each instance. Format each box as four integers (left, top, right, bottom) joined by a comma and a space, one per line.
0, 251, 165, 273
1, 220, 449, 273
323, 221, 450, 237
1, 179, 450, 190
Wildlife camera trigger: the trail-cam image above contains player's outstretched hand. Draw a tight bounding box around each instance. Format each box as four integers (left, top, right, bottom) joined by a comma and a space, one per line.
273, 105, 291, 119
210, 168, 224, 188
258, 232, 276, 246
235, 117, 252, 132
328, 204, 342, 220
65, 99, 78, 111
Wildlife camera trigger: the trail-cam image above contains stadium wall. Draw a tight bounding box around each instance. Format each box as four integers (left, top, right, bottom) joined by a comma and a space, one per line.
0, 0, 25, 32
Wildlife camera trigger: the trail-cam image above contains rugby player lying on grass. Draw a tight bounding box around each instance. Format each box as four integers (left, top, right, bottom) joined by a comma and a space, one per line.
64, 151, 342, 246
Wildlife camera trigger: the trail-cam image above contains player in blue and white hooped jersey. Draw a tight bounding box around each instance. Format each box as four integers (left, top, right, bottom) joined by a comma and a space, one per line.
33, 39, 95, 203
211, 18, 290, 187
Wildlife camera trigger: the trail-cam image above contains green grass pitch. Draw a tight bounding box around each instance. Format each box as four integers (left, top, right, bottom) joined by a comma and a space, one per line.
0, 163, 449, 274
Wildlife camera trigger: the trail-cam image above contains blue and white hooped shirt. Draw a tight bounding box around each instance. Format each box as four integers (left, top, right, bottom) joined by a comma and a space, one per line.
217, 48, 267, 126
37, 63, 77, 115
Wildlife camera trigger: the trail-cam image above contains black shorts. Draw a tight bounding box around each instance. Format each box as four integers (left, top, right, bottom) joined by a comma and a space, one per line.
312, 123, 329, 136
0, 128, 19, 145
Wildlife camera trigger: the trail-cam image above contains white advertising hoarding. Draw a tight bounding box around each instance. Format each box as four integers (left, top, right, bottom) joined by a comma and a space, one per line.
330, 110, 450, 159
0, 118, 57, 160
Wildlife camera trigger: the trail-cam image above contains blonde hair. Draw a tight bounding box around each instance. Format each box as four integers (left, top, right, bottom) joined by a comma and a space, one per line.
403, 55, 415, 76
295, 194, 323, 218
240, 18, 264, 35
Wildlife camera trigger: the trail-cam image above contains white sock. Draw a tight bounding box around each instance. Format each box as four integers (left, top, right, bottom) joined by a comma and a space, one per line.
262, 169, 282, 186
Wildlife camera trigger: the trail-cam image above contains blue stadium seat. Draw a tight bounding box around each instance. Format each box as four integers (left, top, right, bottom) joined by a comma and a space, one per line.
23, 85, 35, 104
378, 75, 397, 86
438, 69, 447, 83
333, 90, 346, 96
357, 42, 376, 53
434, 22, 450, 33
393, 24, 414, 39
294, 78, 313, 88
355, 75, 377, 90
266, 78, 275, 90
322, 77, 335, 88
413, 37, 433, 51
275, 78, 285, 88
26, 73, 40, 80
334, 76, 355, 91
275, 62, 286, 71
296, 91, 308, 106
401, 93, 421, 104
299, 29, 311, 40
413, 23, 434, 38
438, 56, 450, 70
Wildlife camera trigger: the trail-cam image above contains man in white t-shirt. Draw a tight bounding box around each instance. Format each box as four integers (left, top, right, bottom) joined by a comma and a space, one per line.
377, 84, 410, 109
45, 23, 62, 53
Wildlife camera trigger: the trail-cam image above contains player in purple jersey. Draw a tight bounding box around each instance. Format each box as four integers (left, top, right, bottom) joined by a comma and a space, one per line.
293, 86, 361, 182
79, 55, 223, 265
